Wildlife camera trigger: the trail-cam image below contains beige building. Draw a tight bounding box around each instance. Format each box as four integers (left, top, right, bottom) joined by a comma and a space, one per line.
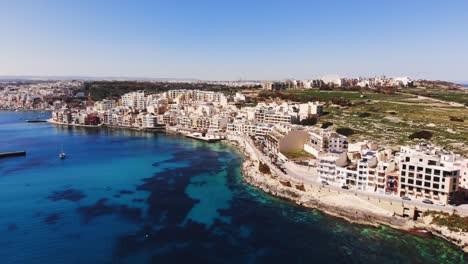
264, 125, 309, 155
398, 145, 460, 204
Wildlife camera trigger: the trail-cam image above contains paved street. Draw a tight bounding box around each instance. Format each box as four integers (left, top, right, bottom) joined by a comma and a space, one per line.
243, 137, 468, 216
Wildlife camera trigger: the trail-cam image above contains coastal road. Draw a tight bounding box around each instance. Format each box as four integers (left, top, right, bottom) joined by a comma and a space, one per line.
243, 137, 468, 216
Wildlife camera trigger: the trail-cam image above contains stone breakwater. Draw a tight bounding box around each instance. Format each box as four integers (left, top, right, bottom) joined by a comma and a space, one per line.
226, 136, 468, 253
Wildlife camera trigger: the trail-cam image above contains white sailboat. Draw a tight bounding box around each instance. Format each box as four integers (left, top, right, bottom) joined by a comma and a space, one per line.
59, 144, 66, 159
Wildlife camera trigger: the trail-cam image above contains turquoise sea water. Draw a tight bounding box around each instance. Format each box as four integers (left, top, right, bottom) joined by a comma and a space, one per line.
0, 111, 466, 263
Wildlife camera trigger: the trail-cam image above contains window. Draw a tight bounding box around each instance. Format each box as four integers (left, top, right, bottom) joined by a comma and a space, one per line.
402, 164, 406, 169
424, 190, 429, 193
406, 157, 410, 162
401, 171, 406, 176
428, 160, 437, 166
416, 180, 422, 186
425, 176, 431, 181
424, 182, 430, 187
434, 191, 439, 195
408, 179, 414, 184
434, 177, 440, 182
409, 165, 415, 171
433, 184, 439, 189
434, 170, 441, 175
425, 168, 432, 174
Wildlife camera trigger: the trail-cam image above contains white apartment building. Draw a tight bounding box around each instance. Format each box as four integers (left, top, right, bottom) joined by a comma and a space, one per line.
121, 91, 146, 110
95, 99, 115, 111
209, 115, 229, 131
255, 124, 275, 136
165, 90, 227, 106
298, 102, 323, 119
317, 151, 348, 184
264, 112, 293, 124
336, 165, 358, 187
305, 128, 348, 157
139, 113, 158, 128
226, 119, 256, 136
398, 145, 460, 204
356, 152, 378, 192
321, 75, 342, 87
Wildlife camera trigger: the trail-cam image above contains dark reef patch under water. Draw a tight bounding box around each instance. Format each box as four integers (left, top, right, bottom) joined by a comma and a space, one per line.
7, 223, 18, 231
0, 111, 466, 264
43, 213, 60, 225
76, 198, 142, 224
47, 188, 86, 202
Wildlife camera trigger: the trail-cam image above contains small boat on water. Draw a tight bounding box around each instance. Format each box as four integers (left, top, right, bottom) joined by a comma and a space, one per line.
59, 144, 66, 159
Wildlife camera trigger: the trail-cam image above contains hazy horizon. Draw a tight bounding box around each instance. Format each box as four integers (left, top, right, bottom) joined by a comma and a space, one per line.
1, 0, 468, 81
0, 74, 468, 84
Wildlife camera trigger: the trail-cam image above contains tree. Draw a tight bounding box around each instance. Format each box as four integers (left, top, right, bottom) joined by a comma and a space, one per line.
336, 127, 355, 137
358, 112, 371, 118
409, 131, 433, 140
300, 115, 318, 126
321, 121, 333, 129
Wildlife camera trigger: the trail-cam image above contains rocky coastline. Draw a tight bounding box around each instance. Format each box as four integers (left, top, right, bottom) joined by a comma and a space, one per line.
41, 120, 468, 252
226, 136, 468, 253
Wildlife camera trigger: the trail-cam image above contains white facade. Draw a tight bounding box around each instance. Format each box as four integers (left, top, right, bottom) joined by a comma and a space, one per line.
121, 91, 146, 110
317, 151, 348, 184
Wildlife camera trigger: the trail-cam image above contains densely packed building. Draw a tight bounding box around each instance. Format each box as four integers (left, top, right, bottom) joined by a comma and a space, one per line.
261, 76, 412, 90
0, 81, 82, 110
48, 88, 465, 204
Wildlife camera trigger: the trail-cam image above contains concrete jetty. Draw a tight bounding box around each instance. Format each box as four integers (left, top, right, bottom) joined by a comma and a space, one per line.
26, 119, 48, 123
0, 151, 26, 158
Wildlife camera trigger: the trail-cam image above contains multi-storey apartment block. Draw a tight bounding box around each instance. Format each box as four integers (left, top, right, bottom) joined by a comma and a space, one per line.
398, 145, 460, 204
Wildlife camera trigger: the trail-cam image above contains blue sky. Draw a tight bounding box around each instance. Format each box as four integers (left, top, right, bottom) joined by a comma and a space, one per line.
1, 0, 467, 81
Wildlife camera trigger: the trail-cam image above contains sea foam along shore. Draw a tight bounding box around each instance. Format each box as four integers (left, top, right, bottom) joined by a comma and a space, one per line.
225, 135, 468, 253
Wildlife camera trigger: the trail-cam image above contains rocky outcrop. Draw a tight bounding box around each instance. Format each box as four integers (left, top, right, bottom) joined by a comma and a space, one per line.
228, 136, 468, 253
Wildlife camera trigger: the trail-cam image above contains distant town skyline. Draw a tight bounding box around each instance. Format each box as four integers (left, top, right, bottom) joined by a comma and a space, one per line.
1, 0, 468, 82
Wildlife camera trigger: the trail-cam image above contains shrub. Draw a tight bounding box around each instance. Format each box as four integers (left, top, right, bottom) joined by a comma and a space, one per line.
409, 130, 433, 140
300, 115, 318, 126
424, 211, 468, 232
449, 116, 464, 122
321, 121, 333, 129
336, 127, 354, 137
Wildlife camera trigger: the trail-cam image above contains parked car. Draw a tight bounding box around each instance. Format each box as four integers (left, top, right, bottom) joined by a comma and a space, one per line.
448, 200, 462, 206
402, 196, 411, 201
435, 201, 445, 206
341, 185, 349, 189
422, 199, 434, 204
321, 181, 329, 186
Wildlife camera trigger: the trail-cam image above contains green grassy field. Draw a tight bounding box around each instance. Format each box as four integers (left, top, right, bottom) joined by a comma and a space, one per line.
404, 88, 468, 105
281, 150, 315, 159
282, 90, 415, 101
319, 102, 468, 155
